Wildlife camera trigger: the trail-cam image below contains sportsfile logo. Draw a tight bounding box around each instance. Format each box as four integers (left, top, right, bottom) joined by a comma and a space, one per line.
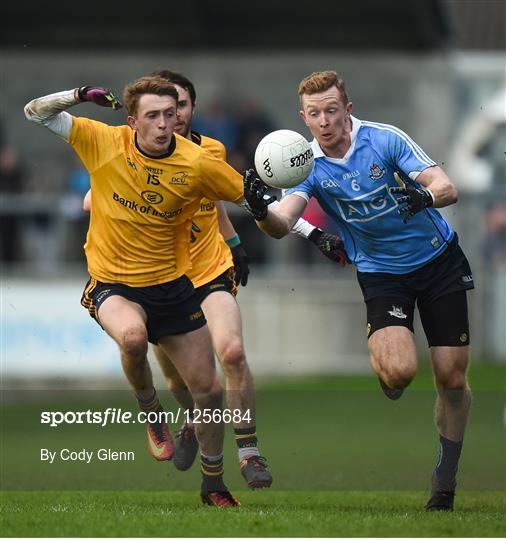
335, 184, 397, 223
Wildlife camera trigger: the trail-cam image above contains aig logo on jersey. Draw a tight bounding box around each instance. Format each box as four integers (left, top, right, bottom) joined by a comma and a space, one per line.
335, 184, 397, 223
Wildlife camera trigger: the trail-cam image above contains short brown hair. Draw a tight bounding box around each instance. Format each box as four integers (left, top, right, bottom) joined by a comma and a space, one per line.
298, 71, 349, 105
123, 76, 179, 116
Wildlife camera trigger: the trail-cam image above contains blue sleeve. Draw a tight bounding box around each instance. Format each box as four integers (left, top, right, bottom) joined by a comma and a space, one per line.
282, 173, 315, 200
376, 125, 436, 179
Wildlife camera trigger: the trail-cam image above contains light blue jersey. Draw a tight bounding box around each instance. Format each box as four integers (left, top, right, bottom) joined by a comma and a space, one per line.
284, 116, 454, 274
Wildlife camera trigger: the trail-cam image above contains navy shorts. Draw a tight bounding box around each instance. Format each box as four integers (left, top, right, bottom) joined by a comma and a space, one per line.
357, 234, 474, 346
193, 267, 237, 306
81, 274, 206, 344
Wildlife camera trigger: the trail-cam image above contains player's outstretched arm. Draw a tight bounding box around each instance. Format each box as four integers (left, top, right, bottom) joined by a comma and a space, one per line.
389, 167, 458, 223
260, 195, 307, 240
76, 87, 122, 110
216, 201, 250, 286
24, 87, 122, 140
242, 169, 309, 239
413, 166, 458, 208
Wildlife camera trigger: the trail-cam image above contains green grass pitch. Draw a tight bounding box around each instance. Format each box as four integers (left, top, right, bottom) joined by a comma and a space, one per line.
2, 490, 505, 537
1, 362, 505, 536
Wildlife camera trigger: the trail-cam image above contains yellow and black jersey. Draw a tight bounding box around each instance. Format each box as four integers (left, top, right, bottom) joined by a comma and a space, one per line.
69, 117, 243, 286
187, 131, 234, 288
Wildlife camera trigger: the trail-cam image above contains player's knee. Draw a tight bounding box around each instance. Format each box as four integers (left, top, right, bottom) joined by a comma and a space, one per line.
194, 376, 223, 407
436, 369, 468, 391
218, 338, 246, 372
166, 375, 188, 394
437, 373, 472, 408
383, 363, 417, 389
119, 326, 148, 359
209, 377, 224, 403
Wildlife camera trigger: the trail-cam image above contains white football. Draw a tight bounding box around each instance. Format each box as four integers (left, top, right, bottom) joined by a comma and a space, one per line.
254, 129, 314, 189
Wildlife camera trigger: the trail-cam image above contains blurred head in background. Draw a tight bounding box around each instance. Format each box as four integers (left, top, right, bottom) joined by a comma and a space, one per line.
152, 70, 197, 139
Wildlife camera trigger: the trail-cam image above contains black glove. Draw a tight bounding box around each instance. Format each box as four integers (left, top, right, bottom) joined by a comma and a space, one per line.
231, 243, 250, 286
78, 87, 123, 110
242, 169, 277, 221
308, 228, 347, 267
389, 185, 434, 223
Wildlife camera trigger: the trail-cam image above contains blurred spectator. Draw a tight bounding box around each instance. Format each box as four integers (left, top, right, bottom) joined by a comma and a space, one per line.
60, 157, 90, 263
302, 198, 332, 231
0, 145, 24, 263
0, 118, 5, 148
236, 98, 276, 166
194, 97, 278, 265
227, 99, 277, 263
483, 199, 506, 359
193, 98, 239, 152
484, 200, 506, 268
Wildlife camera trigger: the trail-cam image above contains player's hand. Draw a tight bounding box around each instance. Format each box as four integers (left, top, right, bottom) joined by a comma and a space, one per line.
242, 169, 276, 221
78, 87, 123, 110
389, 185, 434, 223
231, 243, 250, 286
308, 228, 347, 267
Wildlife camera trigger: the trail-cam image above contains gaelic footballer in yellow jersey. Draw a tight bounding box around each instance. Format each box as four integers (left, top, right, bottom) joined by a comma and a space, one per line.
70, 117, 243, 286
24, 78, 249, 507
145, 70, 271, 492
186, 131, 234, 288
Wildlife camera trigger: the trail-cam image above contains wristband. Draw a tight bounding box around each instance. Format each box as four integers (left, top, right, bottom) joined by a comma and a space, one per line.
308, 228, 323, 245
225, 234, 241, 249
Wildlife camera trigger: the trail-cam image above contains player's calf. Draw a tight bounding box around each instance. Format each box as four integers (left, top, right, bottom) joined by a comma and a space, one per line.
173, 422, 198, 470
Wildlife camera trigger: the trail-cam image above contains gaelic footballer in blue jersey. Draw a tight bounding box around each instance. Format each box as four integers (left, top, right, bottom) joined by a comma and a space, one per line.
244, 70, 474, 512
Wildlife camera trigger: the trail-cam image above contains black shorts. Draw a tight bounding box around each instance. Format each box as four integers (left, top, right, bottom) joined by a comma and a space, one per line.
81, 275, 206, 344
193, 267, 237, 306
357, 234, 474, 346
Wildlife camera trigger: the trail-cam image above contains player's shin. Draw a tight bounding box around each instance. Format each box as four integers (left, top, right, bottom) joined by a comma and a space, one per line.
431, 385, 471, 490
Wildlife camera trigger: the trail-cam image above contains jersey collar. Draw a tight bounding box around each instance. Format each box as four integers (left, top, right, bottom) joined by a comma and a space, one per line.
190, 131, 202, 146
310, 115, 362, 163
134, 132, 177, 159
